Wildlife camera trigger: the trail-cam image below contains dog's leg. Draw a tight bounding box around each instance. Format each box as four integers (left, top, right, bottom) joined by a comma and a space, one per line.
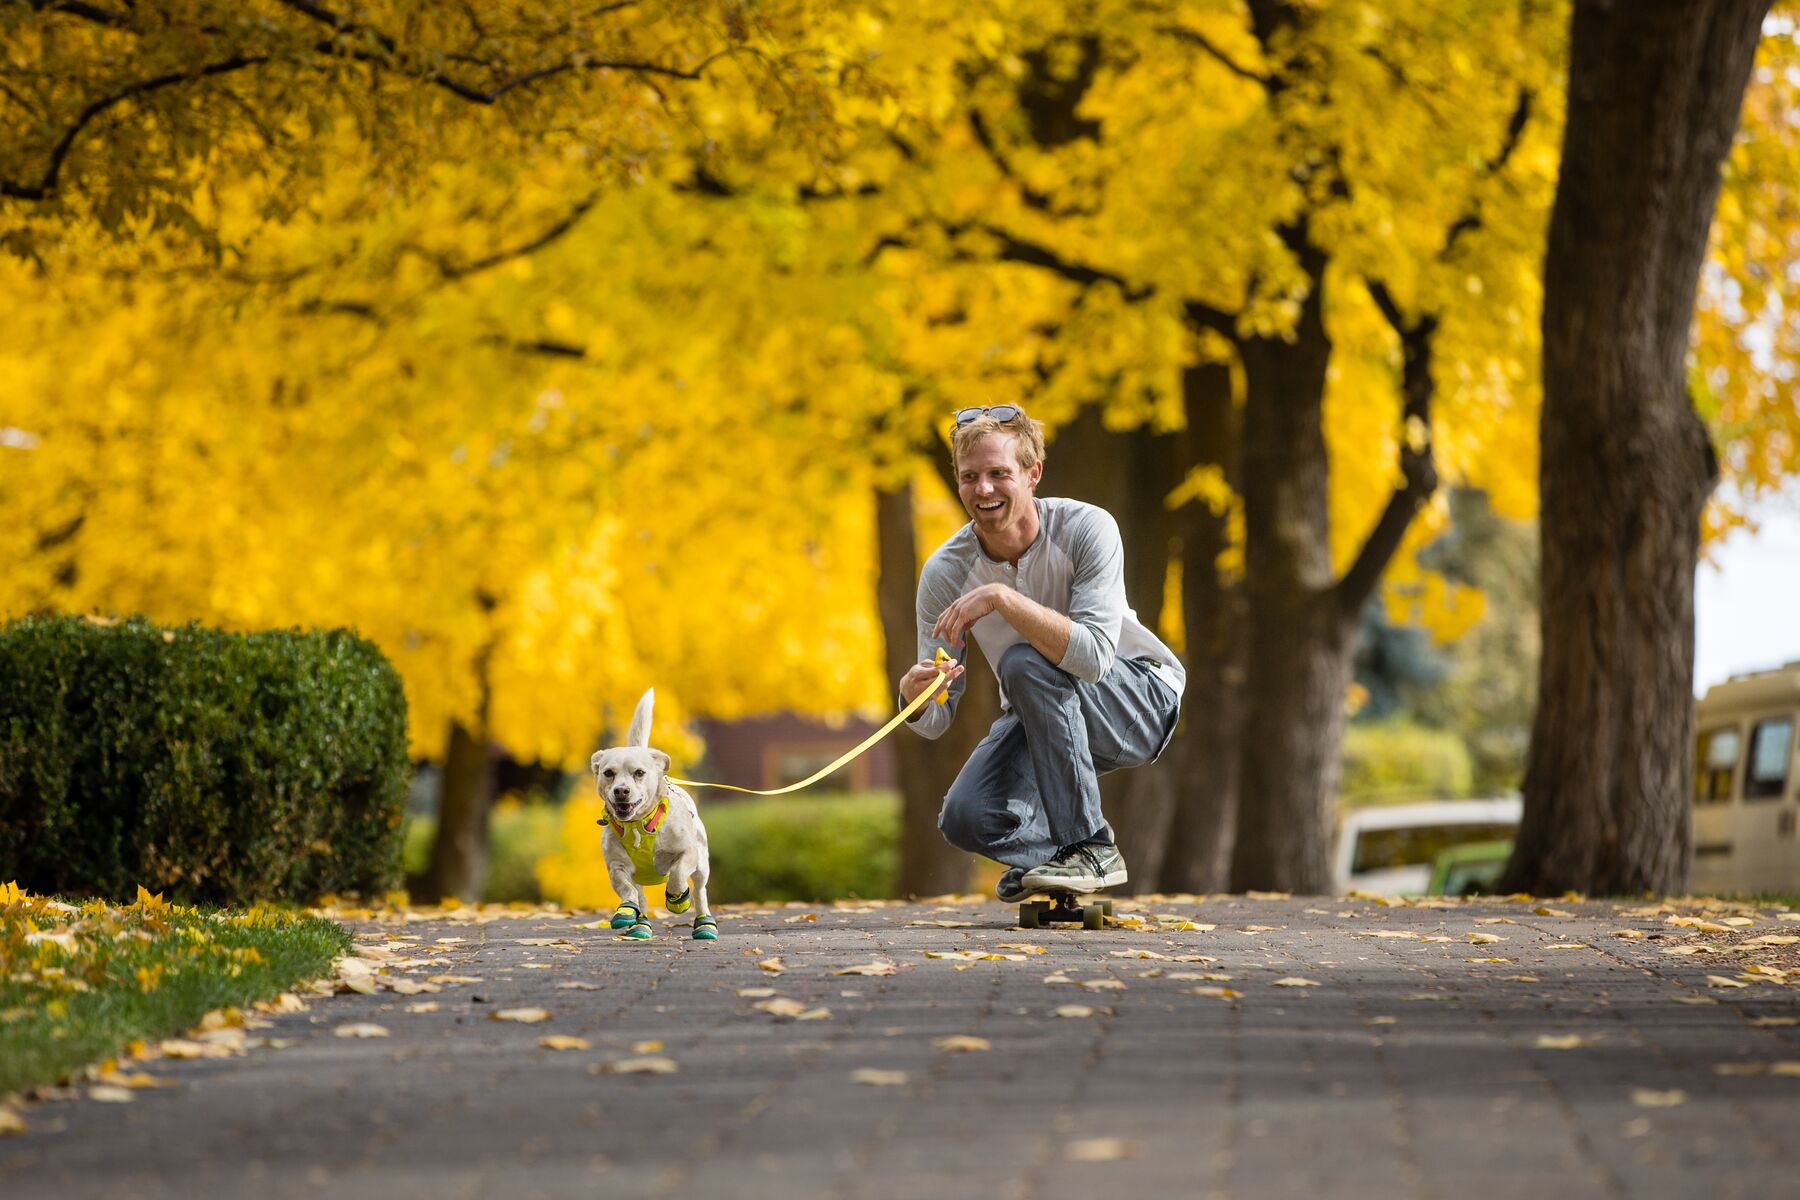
688, 846, 717, 941
605, 853, 652, 939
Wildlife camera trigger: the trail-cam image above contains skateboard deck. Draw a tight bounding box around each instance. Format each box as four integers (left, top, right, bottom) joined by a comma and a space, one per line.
1017, 891, 1114, 930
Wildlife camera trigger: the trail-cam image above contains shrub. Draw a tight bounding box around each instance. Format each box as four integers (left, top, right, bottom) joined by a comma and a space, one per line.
0, 615, 409, 905
1339, 720, 1475, 807
535, 790, 900, 908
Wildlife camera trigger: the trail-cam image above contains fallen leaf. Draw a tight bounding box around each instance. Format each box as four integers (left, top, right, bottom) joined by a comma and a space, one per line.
1067, 1137, 1143, 1161
1366, 1016, 1397, 1026
1465, 932, 1505, 944
1534, 1034, 1593, 1049
334, 1023, 390, 1039
850, 1068, 909, 1086
1166, 972, 1231, 982
1500, 975, 1541, 983
833, 962, 899, 977
1609, 930, 1646, 940
1774, 1062, 1800, 1076
1467, 957, 1514, 965
157, 1039, 209, 1058
1661, 946, 1709, 956
737, 987, 778, 998
932, 1036, 992, 1053
1189, 986, 1241, 1000
1042, 974, 1076, 985
555, 981, 602, 991
1474, 917, 1518, 926
405, 1002, 440, 1013
1111, 950, 1172, 960
516, 938, 575, 947
1365, 931, 1425, 939
997, 943, 1047, 954
1547, 943, 1589, 950
757, 958, 785, 974
1745, 935, 1800, 946
540, 1036, 591, 1051
88, 1086, 135, 1103
1160, 921, 1216, 932
1271, 977, 1320, 987
1778, 913, 1799, 922
1534, 907, 1575, 918
754, 998, 808, 1017
599, 1056, 677, 1075
1750, 1016, 1800, 1027
0, 1110, 24, 1136
491, 1008, 552, 1023
796, 1008, 832, 1021
1240, 925, 1281, 933
783, 914, 818, 924
1714, 1062, 1768, 1076
429, 975, 483, 985
1054, 1004, 1099, 1018
1246, 890, 1290, 900
1706, 976, 1750, 989
908, 920, 976, 928
1631, 1089, 1688, 1108
1720, 917, 1755, 927
630, 1040, 663, 1054
1080, 979, 1127, 991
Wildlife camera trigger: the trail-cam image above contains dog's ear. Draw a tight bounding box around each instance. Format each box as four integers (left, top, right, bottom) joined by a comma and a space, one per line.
589, 751, 604, 775
650, 750, 672, 796
650, 749, 671, 773
626, 688, 655, 748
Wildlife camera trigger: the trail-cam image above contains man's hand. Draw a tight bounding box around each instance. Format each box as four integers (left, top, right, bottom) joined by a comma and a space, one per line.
931, 582, 1011, 648
900, 655, 964, 707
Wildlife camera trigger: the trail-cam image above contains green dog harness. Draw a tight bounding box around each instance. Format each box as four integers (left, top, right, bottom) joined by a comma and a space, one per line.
604, 796, 671, 885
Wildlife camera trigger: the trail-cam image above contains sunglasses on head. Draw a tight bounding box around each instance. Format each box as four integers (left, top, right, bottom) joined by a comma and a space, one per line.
953, 405, 1027, 427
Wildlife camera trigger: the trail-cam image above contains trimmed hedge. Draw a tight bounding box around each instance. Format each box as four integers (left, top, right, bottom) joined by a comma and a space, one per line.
0, 615, 409, 905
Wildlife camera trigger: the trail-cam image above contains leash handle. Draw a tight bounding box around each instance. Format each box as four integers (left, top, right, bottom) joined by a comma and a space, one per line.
668, 661, 952, 796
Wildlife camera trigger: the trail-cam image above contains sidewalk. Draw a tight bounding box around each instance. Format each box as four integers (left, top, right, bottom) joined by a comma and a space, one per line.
3, 894, 1797, 1200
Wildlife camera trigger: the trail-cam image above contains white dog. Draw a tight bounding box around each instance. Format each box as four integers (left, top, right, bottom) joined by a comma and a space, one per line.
592, 689, 716, 941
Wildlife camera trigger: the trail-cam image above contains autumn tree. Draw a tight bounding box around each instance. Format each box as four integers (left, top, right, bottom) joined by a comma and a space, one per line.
1502, 0, 1774, 896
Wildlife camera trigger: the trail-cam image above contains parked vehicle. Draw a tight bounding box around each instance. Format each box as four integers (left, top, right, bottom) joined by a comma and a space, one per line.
1691, 661, 1800, 896
1332, 797, 1522, 897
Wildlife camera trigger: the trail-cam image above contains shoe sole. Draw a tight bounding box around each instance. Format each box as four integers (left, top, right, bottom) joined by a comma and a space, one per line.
1017, 867, 1127, 895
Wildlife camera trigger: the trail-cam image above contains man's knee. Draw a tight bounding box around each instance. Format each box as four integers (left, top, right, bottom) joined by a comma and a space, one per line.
997, 643, 1066, 693
937, 793, 984, 854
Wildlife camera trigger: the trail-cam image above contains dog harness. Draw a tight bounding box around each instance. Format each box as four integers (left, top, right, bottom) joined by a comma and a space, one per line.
605, 796, 671, 885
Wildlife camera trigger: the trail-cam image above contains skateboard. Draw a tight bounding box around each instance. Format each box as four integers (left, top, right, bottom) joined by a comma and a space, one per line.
1017, 890, 1114, 930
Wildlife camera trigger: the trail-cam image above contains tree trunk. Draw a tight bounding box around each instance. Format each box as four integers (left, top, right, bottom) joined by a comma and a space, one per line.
877, 480, 995, 897
1230, 239, 1351, 893
1159, 359, 1244, 893
418, 719, 499, 903
1502, 0, 1763, 896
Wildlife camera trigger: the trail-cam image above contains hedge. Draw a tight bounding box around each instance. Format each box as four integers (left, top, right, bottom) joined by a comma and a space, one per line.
0, 615, 409, 905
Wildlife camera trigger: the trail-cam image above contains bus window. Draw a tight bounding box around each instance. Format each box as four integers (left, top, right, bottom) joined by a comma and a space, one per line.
1745, 717, 1794, 801
1694, 727, 1740, 804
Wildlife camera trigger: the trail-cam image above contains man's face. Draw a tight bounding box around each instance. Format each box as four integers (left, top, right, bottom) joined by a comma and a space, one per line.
956, 432, 1042, 538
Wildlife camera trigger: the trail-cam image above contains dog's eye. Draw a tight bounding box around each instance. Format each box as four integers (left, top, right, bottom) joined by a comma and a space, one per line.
601, 768, 614, 778
632, 769, 645, 779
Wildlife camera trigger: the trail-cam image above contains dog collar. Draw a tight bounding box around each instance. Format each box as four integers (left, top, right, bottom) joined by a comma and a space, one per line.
606, 796, 669, 842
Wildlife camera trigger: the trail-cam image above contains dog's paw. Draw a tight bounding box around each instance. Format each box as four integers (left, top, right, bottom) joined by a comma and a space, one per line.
692, 916, 719, 941
666, 886, 692, 914
622, 921, 654, 941
610, 903, 643, 930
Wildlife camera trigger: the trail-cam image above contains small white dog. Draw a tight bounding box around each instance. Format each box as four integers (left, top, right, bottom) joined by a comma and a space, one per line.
592, 689, 716, 941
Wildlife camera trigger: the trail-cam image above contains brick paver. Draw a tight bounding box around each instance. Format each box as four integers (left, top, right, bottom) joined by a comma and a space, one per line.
4, 895, 1797, 1200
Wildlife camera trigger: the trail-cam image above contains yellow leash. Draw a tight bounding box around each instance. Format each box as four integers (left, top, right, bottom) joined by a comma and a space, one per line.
668, 650, 954, 796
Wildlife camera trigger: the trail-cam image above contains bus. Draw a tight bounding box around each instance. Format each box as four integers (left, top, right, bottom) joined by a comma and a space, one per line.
1692, 661, 1800, 895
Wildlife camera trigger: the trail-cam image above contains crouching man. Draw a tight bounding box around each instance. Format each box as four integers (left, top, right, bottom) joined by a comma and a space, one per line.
897, 405, 1185, 900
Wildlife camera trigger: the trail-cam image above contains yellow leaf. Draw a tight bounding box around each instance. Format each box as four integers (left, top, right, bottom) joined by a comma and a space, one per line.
598, 1056, 677, 1075
1534, 1034, 1592, 1049
757, 958, 785, 974
1067, 1138, 1141, 1162
334, 1023, 390, 1038
932, 1036, 991, 1053
1705, 976, 1750, 989
490, 1008, 552, 1023
1053, 1004, 1099, 1018
832, 962, 899, 977
1270, 977, 1321, 987
88, 1086, 135, 1104
539, 1036, 591, 1051
1189, 987, 1241, 1000
753, 997, 807, 1017
1630, 1089, 1688, 1108
0, 1109, 25, 1136
850, 1068, 909, 1086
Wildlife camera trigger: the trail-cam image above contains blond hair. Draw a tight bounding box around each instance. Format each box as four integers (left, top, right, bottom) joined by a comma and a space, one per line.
951, 413, 1047, 473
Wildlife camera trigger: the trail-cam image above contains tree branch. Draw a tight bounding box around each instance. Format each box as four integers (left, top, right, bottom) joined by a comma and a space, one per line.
1, 55, 272, 200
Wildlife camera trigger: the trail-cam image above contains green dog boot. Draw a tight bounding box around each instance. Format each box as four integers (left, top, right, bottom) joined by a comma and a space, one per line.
624, 921, 653, 941
610, 903, 642, 930
666, 886, 692, 915
692, 915, 718, 941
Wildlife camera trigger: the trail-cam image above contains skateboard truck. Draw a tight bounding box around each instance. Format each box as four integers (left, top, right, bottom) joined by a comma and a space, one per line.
1018, 890, 1114, 930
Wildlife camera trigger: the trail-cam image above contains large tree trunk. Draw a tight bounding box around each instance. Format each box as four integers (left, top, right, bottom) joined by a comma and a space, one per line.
877, 480, 995, 896
1502, 0, 1763, 896
1229, 240, 1350, 893
1043, 406, 1182, 892
417, 719, 499, 903
1159, 359, 1244, 893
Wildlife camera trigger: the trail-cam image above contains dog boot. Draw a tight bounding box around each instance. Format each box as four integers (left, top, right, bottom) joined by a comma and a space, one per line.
666, 885, 692, 914
623, 919, 654, 940
692, 915, 718, 941
610, 903, 643, 930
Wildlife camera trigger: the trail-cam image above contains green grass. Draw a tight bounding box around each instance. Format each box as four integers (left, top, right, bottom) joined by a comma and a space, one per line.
1, 886, 349, 1098
402, 799, 565, 903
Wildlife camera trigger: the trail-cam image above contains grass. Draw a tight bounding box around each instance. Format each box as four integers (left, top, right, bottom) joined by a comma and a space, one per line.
0, 883, 349, 1098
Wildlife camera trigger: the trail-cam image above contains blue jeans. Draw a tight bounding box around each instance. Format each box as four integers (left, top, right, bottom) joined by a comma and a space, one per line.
937, 644, 1180, 869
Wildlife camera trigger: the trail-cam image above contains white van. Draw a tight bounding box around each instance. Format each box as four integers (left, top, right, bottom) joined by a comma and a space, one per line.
1332, 797, 1523, 897
1691, 662, 1800, 895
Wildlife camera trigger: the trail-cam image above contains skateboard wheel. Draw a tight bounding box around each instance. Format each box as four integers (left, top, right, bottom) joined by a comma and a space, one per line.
1098, 900, 1115, 916
1019, 901, 1044, 929
1082, 904, 1105, 930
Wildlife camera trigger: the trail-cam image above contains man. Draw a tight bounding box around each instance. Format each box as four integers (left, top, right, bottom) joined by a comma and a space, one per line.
898, 405, 1185, 901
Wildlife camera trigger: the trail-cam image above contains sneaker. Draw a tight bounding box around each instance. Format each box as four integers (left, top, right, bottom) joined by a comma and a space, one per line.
995, 866, 1030, 903
1019, 835, 1127, 894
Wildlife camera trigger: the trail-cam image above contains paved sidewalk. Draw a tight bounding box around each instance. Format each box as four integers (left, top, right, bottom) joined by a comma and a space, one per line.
3, 894, 1798, 1200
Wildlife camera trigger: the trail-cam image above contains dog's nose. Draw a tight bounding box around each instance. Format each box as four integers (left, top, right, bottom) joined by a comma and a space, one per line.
611, 786, 631, 802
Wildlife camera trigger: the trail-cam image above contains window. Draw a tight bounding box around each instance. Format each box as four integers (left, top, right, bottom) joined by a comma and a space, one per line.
1745, 717, 1793, 801
1694, 727, 1741, 804
1351, 824, 1518, 875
